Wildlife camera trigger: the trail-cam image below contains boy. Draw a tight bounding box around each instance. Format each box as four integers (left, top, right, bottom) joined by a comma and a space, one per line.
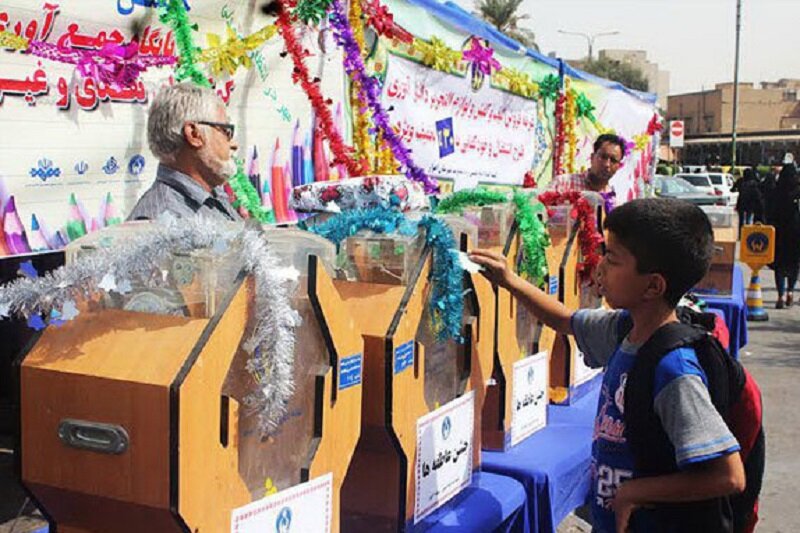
469, 198, 745, 532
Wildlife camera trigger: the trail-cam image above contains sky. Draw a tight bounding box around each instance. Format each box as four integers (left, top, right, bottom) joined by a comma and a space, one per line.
450, 0, 800, 95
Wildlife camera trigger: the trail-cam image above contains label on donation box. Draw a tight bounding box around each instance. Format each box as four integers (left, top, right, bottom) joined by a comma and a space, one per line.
231, 473, 333, 533
574, 349, 602, 386
740, 225, 775, 269
510, 352, 549, 446
414, 390, 475, 524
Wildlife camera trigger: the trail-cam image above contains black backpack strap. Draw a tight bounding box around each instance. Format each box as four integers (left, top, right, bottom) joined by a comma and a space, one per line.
624, 322, 708, 475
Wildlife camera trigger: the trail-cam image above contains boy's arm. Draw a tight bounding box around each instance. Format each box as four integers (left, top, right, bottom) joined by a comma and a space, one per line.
468, 249, 573, 334
613, 452, 745, 532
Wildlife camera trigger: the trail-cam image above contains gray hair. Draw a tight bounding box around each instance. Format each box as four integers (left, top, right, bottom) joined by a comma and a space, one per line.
147, 83, 223, 164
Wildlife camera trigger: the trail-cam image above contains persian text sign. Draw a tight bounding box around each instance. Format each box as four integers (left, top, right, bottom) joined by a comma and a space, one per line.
414, 390, 474, 523
230, 473, 333, 533
383, 55, 540, 187
510, 352, 549, 446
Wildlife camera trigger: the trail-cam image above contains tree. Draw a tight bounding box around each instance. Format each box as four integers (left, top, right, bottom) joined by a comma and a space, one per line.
579, 57, 649, 92
475, 0, 539, 51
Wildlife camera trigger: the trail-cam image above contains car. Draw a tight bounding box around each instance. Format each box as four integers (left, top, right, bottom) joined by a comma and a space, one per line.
706, 172, 737, 206
674, 173, 730, 205
653, 176, 723, 206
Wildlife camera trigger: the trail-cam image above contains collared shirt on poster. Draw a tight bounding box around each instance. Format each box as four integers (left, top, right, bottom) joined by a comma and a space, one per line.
127, 164, 242, 222
549, 171, 617, 211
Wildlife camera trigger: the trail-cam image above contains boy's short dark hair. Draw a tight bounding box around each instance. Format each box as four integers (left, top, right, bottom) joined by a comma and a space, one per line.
605, 198, 714, 307
594, 133, 627, 159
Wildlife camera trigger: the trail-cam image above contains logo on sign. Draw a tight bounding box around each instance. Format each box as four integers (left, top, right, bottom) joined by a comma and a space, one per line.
128, 154, 145, 176
103, 157, 119, 175
74, 161, 89, 175
436, 117, 455, 158
441, 416, 452, 440
30, 158, 61, 182
746, 232, 769, 254
275, 506, 292, 533
527, 367, 535, 385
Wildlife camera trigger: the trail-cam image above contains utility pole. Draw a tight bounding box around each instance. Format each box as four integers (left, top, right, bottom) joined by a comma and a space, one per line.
558, 30, 619, 61
731, 0, 742, 169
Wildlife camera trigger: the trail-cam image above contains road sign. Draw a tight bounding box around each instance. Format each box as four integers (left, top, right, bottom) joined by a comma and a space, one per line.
740, 224, 775, 268
670, 120, 685, 148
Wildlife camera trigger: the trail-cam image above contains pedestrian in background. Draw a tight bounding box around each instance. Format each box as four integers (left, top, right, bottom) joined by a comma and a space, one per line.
732, 168, 764, 228
760, 169, 778, 224
772, 164, 800, 308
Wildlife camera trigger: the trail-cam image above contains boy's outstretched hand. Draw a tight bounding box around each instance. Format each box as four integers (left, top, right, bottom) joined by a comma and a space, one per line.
468, 249, 517, 289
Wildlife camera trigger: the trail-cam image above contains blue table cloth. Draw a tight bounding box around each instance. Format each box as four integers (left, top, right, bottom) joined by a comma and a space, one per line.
481, 384, 600, 533
413, 471, 529, 532
700, 263, 748, 358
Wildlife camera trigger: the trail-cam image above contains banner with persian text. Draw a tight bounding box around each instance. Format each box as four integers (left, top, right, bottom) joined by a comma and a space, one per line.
380, 53, 545, 189
0, 0, 347, 257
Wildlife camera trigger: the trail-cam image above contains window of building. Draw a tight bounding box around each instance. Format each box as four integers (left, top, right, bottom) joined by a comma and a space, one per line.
784, 90, 798, 102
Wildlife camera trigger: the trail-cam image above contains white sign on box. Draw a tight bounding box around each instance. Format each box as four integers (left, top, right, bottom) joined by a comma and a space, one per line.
574, 349, 602, 386
231, 473, 333, 533
414, 390, 475, 524
510, 352, 549, 446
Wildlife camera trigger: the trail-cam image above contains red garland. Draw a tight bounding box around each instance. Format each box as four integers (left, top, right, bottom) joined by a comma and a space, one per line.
553, 92, 566, 176
275, 2, 367, 177
647, 113, 663, 136
522, 170, 536, 189
362, 0, 414, 44
538, 190, 604, 284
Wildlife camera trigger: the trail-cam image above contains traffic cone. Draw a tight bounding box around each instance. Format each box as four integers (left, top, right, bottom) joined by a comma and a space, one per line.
746, 268, 769, 321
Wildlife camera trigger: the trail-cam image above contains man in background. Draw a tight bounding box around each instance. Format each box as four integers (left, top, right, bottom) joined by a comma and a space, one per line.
128, 83, 242, 222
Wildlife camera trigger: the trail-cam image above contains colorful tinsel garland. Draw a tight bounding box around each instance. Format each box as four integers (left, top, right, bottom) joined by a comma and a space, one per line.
199, 24, 277, 77
275, 0, 366, 178
329, 0, 439, 194
229, 158, 276, 223
538, 190, 603, 284
309, 207, 464, 341
434, 188, 550, 286
26, 40, 176, 89
158, 0, 211, 87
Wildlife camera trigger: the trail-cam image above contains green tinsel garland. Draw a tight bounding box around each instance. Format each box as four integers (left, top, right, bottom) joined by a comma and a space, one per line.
434, 188, 550, 286
229, 159, 276, 223
159, 0, 211, 87
512, 190, 550, 285
293, 0, 334, 24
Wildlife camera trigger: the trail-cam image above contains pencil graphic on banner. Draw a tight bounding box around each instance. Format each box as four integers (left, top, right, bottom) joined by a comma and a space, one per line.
4, 196, 31, 255
104, 193, 121, 226
53, 230, 68, 249
96, 195, 108, 229
29, 214, 51, 252
313, 123, 329, 182
247, 145, 262, 196
66, 193, 87, 241
270, 138, 287, 222
291, 120, 304, 188
284, 161, 297, 222
34, 213, 56, 249
303, 133, 314, 185
0, 210, 10, 257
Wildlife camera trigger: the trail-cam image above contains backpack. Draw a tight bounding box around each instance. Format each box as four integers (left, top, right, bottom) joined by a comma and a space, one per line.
618, 316, 764, 533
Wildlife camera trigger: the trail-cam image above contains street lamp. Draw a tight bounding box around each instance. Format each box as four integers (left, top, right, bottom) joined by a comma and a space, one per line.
557, 29, 620, 61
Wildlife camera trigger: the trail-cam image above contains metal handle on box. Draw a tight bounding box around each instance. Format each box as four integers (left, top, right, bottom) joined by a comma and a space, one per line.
58, 419, 129, 454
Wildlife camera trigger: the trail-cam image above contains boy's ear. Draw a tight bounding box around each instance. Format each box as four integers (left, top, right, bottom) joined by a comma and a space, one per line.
644, 273, 668, 300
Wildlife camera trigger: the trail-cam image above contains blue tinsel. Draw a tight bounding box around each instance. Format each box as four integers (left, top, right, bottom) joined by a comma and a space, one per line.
309, 207, 464, 342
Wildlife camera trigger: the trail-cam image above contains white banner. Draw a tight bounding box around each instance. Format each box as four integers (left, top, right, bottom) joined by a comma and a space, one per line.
414, 390, 474, 524
574, 349, 602, 386
230, 473, 333, 533
510, 352, 549, 446
382, 55, 544, 188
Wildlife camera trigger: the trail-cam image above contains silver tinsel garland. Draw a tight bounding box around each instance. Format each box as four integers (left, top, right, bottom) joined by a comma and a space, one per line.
0, 215, 300, 435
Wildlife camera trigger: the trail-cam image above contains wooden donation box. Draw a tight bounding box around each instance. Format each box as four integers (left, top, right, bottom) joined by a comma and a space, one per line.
544, 204, 600, 404
18, 224, 362, 532
695, 207, 738, 296
452, 204, 552, 451
330, 225, 481, 531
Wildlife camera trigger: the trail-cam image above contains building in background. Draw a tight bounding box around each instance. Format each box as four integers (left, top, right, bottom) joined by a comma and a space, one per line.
598, 49, 670, 109
666, 79, 800, 165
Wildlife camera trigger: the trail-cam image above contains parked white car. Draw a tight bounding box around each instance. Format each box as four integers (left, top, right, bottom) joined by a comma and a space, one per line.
707, 172, 737, 206
674, 173, 731, 205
